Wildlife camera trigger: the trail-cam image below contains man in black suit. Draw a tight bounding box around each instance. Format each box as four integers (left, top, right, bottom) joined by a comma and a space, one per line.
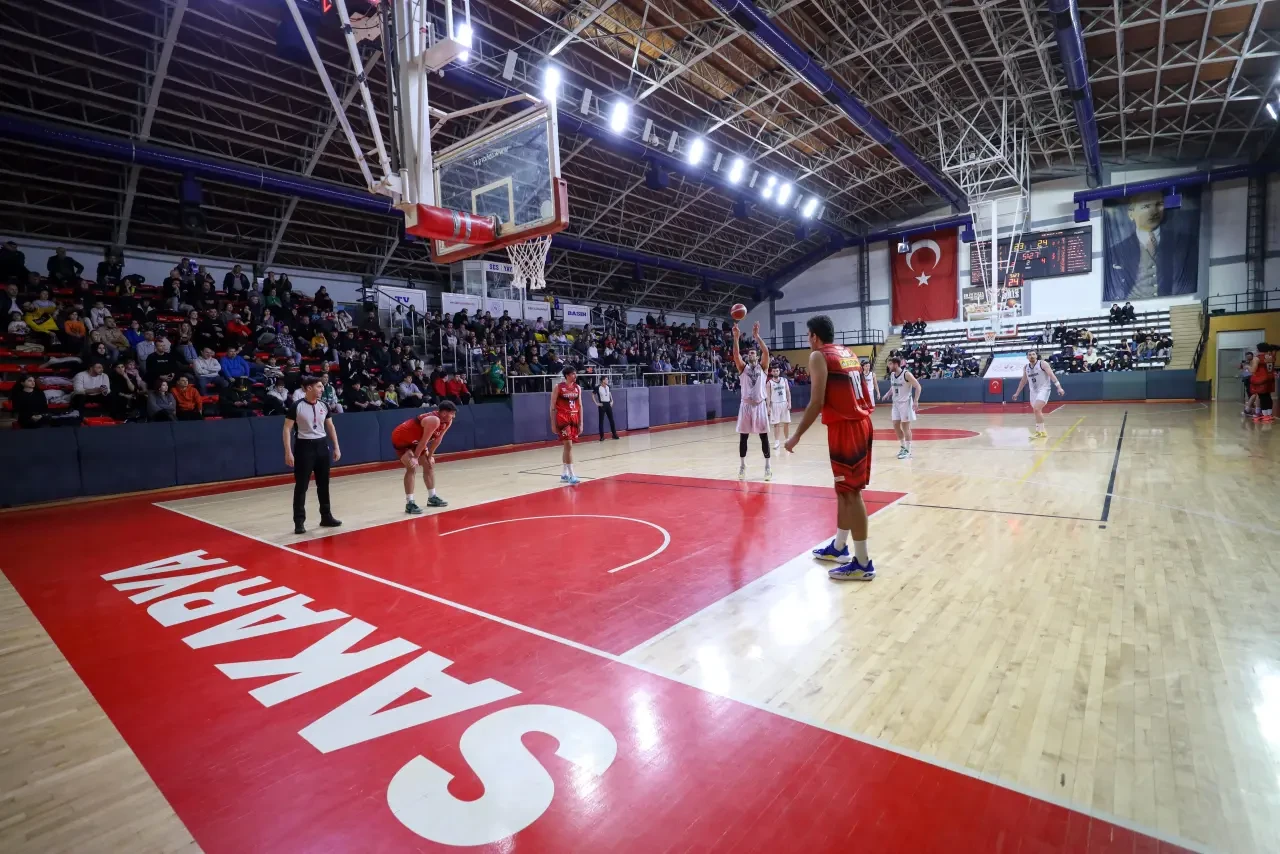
1104, 192, 1198, 301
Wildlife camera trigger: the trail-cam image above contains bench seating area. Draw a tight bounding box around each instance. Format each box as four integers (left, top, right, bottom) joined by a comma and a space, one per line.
896, 308, 1174, 374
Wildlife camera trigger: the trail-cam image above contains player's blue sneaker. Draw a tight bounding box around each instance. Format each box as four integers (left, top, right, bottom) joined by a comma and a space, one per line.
567, 475, 581, 485
560, 474, 570, 483
828, 559, 875, 581
812, 541, 852, 564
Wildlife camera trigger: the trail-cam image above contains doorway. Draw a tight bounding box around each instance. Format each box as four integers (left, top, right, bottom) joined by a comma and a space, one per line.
1215, 329, 1262, 401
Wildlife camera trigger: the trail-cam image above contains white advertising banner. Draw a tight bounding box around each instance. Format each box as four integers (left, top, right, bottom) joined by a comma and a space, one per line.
441, 293, 481, 318
563, 303, 591, 327
376, 285, 428, 316
523, 300, 551, 323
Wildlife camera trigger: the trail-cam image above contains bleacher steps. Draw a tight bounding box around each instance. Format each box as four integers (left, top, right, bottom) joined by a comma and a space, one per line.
1168, 304, 1202, 370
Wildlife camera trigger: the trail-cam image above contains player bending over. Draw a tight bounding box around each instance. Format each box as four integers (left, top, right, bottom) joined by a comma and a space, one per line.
785, 314, 876, 581
767, 365, 792, 450
886, 356, 922, 459
1011, 350, 1063, 438
390, 400, 457, 514
551, 366, 583, 484
734, 322, 773, 481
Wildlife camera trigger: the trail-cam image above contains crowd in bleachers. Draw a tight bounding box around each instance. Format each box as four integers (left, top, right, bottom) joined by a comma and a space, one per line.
1031, 317, 1172, 373
0, 241, 785, 428
886, 341, 983, 379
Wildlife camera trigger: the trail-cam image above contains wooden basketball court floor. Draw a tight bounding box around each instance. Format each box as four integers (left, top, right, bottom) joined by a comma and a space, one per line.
1, 401, 1277, 853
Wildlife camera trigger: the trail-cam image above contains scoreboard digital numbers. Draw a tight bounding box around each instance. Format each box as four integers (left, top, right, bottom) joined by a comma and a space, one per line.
968, 225, 1092, 287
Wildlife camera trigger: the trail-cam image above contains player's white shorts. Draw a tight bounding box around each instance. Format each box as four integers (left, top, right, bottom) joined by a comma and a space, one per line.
769, 404, 791, 425
891, 399, 916, 423
1030, 386, 1051, 406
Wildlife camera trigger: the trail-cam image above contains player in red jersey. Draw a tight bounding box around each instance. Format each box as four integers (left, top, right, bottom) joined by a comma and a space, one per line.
550, 366, 583, 484
784, 314, 877, 581
1250, 343, 1275, 422
390, 400, 456, 514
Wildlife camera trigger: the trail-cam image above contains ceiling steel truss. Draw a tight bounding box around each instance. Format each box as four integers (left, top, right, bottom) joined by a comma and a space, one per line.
1, 0, 1277, 311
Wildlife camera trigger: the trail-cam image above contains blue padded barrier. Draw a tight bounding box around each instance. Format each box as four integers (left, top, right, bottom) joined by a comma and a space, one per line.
513, 392, 556, 444
330, 412, 381, 466
78, 421, 177, 496
1058, 373, 1103, 401
436, 403, 475, 453
625, 387, 649, 429
252, 415, 290, 475
648, 385, 672, 426
1102, 372, 1147, 401
173, 418, 256, 485
1146, 370, 1196, 399
471, 400, 515, 448
376, 409, 408, 461
0, 427, 82, 506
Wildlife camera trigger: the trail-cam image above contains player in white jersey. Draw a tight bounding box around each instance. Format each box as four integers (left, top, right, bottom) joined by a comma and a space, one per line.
733, 323, 772, 480
860, 358, 879, 406
885, 355, 922, 459
1011, 350, 1064, 438
766, 366, 791, 449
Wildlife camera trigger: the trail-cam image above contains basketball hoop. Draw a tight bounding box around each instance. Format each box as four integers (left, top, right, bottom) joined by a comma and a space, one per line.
983, 330, 996, 344
507, 234, 553, 292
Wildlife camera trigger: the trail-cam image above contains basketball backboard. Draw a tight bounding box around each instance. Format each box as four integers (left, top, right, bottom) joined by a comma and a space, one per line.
430, 102, 568, 263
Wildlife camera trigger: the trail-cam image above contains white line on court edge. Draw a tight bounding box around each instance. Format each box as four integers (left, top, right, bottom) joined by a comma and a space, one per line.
154, 501, 1208, 853
440, 514, 670, 574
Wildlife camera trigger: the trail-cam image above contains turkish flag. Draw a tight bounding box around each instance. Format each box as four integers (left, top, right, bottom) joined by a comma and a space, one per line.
891, 228, 959, 325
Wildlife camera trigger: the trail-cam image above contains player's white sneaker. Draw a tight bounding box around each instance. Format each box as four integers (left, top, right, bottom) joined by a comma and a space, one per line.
764, 465, 773, 481
896, 447, 909, 460
773, 440, 780, 450
737, 462, 746, 481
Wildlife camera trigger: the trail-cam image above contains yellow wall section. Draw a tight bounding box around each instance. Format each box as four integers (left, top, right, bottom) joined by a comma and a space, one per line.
1197, 311, 1280, 396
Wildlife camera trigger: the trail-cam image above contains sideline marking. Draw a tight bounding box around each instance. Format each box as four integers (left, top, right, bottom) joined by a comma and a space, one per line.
1019, 415, 1086, 483
1099, 410, 1128, 527
152, 500, 1207, 854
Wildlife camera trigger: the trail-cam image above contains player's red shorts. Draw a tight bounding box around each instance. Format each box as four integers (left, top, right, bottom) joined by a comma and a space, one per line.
390, 423, 420, 457
827, 417, 872, 494
556, 416, 581, 442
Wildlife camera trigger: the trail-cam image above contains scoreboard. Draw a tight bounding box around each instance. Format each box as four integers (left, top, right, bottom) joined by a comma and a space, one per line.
968, 225, 1092, 287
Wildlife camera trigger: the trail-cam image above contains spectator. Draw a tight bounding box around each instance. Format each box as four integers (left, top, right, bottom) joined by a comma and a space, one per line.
1109, 303, 1122, 324
444, 371, 471, 405
398, 376, 424, 408
220, 377, 255, 418
96, 253, 124, 288
313, 286, 334, 313
343, 378, 374, 412
108, 362, 144, 420
0, 282, 18, 319
223, 264, 251, 295
99, 316, 129, 352
7, 308, 25, 336
46, 247, 84, 287
71, 361, 110, 410
219, 345, 254, 382
264, 377, 290, 415
0, 241, 28, 285
124, 318, 145, 348
487, 360, 505, 395
319, 371, 343, 413
11, 375, 50, 428
61, 310, 88, 352
1122, 302, 1136, 323
192, 347, 227, 394
146, 338, 184, 388
82, 338, 116, 370
146, 379, 177, 422
172, 375, 203, 420
135, 330, 156, 365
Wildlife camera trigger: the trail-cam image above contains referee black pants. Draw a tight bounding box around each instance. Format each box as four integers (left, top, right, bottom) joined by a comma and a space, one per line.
293, 438, 332, 524
599, 401, 618, 439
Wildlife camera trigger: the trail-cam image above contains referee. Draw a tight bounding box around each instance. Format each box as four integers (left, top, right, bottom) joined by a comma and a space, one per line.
283, 376, 342, 535
593, 375, 619, 441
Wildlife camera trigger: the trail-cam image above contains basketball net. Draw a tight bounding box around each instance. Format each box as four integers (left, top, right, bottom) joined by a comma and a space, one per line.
507, 234, 552, 292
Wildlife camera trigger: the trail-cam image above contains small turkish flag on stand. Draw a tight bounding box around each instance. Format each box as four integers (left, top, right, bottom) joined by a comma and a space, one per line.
891, 228, 959, 325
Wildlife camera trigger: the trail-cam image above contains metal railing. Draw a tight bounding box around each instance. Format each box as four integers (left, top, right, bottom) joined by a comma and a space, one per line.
642, 371, 714, 386
1193, 298, 1211, 374
508, 368, 651, 394
1205, 289, 1280, 315
762, 329, 885, 350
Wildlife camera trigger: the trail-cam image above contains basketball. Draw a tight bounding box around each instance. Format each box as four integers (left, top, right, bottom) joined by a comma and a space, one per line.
731, 303, 747, 321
